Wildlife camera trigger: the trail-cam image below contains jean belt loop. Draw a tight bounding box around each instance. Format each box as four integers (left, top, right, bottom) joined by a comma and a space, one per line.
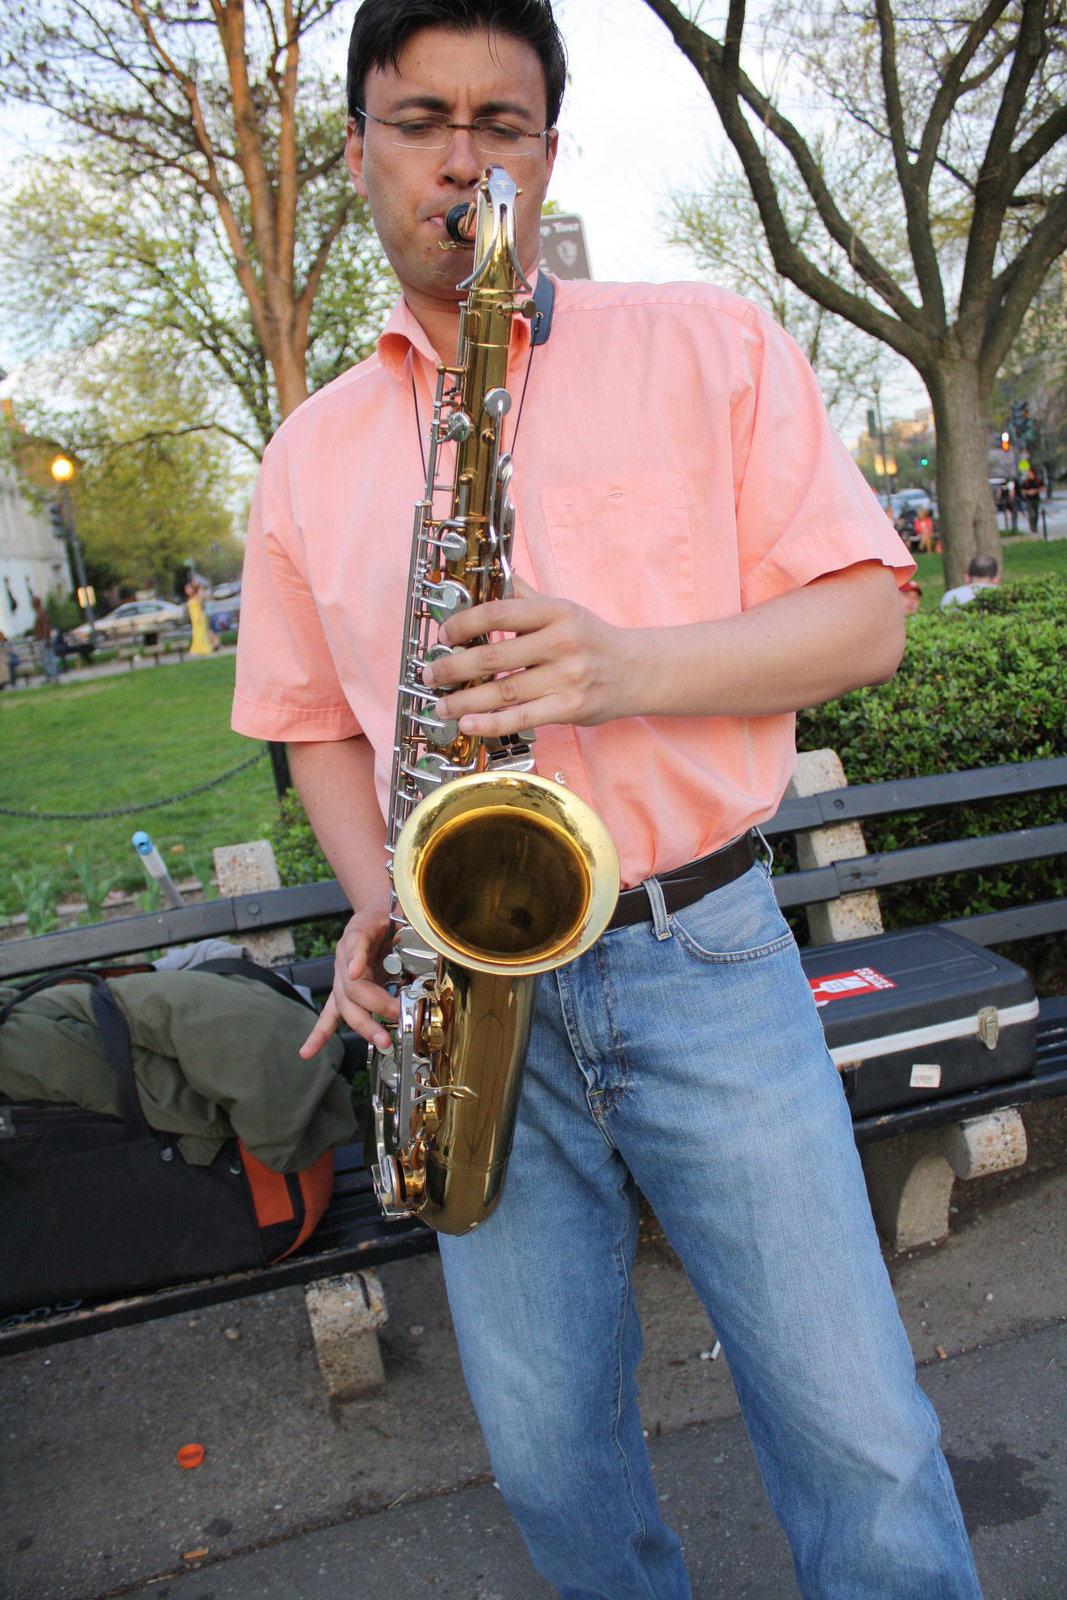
641, 875, 672, 940
753, 825, 774, 876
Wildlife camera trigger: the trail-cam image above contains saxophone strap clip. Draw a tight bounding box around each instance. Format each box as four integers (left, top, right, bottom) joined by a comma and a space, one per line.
529, 271, 555, 346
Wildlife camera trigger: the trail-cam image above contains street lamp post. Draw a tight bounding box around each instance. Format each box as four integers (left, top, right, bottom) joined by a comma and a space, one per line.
49, 456, 96, 632
872, 379, 892, 505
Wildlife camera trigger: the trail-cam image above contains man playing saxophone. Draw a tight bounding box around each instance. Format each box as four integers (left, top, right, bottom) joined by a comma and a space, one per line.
233, 3, 982, 1596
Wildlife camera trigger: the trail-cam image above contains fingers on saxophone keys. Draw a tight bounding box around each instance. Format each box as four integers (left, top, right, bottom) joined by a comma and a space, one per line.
300, 994, 340, 1059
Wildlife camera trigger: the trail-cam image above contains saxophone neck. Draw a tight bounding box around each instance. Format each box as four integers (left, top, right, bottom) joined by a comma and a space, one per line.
456, 167, 532, 299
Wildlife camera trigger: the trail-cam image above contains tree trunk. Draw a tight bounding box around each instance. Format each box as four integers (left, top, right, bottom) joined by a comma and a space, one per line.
924, 359, 1002, 589
270, 331, 310, 422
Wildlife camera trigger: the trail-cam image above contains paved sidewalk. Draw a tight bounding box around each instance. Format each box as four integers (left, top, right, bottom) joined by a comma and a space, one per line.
1, 1121, 1065, 1600
78, 1321, 1067, 1600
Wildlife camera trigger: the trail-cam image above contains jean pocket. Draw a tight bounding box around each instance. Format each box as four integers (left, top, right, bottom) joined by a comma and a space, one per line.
668, 866, 795, 964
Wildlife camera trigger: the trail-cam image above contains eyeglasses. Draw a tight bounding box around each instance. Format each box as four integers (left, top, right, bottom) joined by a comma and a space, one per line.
355, 107, 552, 157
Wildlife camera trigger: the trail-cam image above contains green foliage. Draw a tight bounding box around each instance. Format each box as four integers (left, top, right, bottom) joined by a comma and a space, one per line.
795, 576, 1067, 934
186, 850, 218, 903
66, 842, 117, 924
268, 791, 346, 960
269, 791, 334, 886
11, 336, 243, 596
0, 94, 393, 450
11, 868, 59, 937
47, 594, 85, 632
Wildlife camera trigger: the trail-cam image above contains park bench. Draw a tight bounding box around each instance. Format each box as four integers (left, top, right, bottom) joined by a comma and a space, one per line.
6, 639, 44, 684
1, 751, 1064, 1383
115, 627, 190, 667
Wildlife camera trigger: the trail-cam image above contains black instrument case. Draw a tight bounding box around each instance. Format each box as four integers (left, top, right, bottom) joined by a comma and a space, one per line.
800, 928, 1038, 1117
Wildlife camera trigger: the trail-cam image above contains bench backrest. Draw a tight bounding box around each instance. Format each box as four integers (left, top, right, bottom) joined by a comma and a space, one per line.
1, 756, 1063, 983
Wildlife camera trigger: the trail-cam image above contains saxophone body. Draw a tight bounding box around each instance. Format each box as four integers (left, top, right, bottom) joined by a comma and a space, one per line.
370, 169, 619, 1236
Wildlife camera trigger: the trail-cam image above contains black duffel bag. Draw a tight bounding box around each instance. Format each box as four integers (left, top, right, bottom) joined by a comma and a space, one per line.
0, 966, 350, 1316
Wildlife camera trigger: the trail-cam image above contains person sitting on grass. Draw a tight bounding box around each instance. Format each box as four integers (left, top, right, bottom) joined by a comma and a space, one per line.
941, 553, 1000, 608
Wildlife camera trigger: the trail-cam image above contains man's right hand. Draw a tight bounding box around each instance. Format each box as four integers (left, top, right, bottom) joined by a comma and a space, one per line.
300, 907, 400, 1058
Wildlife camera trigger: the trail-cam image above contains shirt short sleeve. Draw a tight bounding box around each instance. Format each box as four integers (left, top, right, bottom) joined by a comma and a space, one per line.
731, 305, 914, 608
232, 453, 361, 743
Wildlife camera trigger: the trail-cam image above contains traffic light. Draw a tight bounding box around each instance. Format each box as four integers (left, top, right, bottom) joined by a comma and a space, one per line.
49, 501, 67, 539
1000, 432, 1011, 452
1010, 400, 1030, 440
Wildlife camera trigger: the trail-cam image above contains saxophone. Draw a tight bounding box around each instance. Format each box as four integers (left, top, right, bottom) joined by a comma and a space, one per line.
369, 168, 619, 1236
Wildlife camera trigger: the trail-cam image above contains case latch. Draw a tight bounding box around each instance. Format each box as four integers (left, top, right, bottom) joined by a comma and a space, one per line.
977, 1005, 1000, 1050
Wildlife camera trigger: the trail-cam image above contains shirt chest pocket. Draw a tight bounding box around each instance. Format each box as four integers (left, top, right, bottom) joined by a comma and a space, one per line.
537, 470, 700, 628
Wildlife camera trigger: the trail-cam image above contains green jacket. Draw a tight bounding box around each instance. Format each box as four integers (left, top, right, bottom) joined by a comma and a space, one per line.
0, 970, 356, 1171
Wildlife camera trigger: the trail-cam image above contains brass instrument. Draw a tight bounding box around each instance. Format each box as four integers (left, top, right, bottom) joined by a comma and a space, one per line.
370, 168, 619, 1236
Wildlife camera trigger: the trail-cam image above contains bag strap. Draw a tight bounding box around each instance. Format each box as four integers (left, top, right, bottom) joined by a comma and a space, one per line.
193, 956, 316, 1012
0, 968, 154, 1138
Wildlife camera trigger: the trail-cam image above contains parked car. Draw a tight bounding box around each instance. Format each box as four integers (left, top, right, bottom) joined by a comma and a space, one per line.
69, 598, 187, 645
211, 580, 242, 601
203, 588, 241, 630
889, 488, 934, 519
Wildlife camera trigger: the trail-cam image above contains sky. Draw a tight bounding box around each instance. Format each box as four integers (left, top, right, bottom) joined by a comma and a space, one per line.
535, 0, 720, 284
0, 0, 927, 435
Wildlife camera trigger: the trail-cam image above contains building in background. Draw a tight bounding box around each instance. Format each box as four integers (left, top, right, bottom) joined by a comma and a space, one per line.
0, 462, 73, 636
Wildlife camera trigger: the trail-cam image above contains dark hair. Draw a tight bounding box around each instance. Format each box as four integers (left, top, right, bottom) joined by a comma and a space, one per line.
967, 553, 999, 581
347, 0, 567, 127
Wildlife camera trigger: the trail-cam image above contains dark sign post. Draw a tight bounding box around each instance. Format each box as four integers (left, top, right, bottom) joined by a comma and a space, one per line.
539, 214, 592, 280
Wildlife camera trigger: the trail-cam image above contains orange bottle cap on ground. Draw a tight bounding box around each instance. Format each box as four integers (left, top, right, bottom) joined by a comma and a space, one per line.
176, 1443, 205, 1469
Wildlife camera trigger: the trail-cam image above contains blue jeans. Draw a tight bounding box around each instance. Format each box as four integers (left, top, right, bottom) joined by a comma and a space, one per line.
38, 642, 59, 683
439, 863, 981, 1600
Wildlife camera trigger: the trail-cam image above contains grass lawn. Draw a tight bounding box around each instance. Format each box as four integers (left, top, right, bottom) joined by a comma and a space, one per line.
0, 656, 280, 922
911, 526, 1067, 610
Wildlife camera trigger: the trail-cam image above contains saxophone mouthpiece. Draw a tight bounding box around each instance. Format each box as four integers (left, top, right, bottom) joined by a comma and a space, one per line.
446, 201, 476, 244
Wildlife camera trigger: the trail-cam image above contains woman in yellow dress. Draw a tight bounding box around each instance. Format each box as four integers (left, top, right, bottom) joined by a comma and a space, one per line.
186, 581, 218, 656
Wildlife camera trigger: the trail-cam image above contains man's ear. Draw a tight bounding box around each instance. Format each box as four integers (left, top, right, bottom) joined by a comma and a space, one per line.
544, 126, 559, 191
345, 118, 368, 199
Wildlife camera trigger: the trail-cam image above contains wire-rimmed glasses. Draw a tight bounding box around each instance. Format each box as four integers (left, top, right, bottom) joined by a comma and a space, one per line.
355, 108, 553, 158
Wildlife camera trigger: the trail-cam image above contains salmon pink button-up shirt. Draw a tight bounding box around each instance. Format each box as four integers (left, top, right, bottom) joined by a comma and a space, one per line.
233, 278, 912, 890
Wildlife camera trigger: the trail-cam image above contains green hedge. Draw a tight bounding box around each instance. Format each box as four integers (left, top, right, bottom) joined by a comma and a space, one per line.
268, 791, 345, 960
794, 575, 1066, 949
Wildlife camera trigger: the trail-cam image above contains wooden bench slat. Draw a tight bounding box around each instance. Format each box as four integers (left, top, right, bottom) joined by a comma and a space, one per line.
764, 756, 1067, 835
0, 882, 352, 979
772, 823, 1067, 909
939, 900, 1067, 946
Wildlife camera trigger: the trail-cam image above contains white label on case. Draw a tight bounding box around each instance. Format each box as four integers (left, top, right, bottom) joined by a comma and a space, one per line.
910, 1063, 942, 1089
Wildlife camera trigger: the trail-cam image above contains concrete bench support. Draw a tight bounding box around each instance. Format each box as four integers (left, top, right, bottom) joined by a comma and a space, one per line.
786, 749, 885, 944
861, 1109, 1028, 1251
213, 840, 295, 966
304, 1270, 389, 1401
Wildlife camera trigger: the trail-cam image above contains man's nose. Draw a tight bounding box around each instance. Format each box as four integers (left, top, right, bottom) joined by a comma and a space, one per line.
439, 124, 484, 184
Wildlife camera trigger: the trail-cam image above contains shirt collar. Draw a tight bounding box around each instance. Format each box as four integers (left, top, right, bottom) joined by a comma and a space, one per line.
376, 272, 540, 381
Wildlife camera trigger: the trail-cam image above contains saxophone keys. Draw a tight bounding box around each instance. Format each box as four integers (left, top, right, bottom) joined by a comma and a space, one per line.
421, 711, 460, 748
435, 523, 469, 563
423, 578, 472, 622
386, 926, 437, 978
482, 386, 512, 421
441, 410, 473, 443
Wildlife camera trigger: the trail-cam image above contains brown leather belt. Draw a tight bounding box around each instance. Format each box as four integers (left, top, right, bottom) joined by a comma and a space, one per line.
607, 832, 758, 930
